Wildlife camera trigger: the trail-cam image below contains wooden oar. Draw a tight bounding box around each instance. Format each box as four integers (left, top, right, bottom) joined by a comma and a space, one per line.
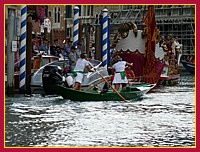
85, 76, 110, 91
97, 71, 128, 102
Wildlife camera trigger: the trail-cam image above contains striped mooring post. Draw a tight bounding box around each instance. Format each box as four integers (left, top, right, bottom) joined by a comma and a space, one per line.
19, 6, 27, 91
73, 6, 79, 47
107, 16, 111, 67
101, 9, 108, 68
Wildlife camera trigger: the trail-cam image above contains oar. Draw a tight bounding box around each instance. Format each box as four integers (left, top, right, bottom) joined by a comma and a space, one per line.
85, 76, 110, 91
97, 71, 128, 102
88, 61, 128, 102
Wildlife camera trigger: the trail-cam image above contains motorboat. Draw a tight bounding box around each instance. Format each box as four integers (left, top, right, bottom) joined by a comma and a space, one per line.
30, 58, 108, 95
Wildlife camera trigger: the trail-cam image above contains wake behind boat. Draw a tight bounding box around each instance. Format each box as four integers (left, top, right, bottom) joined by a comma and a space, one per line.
52, 83, 156, 101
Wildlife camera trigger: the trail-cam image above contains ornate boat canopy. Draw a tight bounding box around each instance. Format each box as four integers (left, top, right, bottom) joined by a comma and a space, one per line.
115, 29, 164, 60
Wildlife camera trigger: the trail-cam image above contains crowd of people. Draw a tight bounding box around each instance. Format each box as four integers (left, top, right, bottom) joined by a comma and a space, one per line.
184, 55, 195, 63
31, 33, 86, 72
159, 34, 182, 75
32, 34, 83, 59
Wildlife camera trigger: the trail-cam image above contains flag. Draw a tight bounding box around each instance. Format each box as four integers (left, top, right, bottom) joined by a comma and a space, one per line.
143, 5, 161, 84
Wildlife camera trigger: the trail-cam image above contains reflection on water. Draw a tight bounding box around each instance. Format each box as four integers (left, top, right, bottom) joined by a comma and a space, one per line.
5, 74, 195, 147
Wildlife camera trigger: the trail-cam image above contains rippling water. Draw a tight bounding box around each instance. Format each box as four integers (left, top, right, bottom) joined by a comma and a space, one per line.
5, 74, 195, 147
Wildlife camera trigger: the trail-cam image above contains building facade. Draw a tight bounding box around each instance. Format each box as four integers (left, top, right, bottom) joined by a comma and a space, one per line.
5, 5, 195, 55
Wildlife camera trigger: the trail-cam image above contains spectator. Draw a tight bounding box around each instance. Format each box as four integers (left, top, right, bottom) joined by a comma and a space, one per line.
32, 34, 39, 55
58, 48, 67, 59
76, 42, 82, 58
68, 46, 78, 72
90, 43, 95, 60
39, 38, 48, 54
65, 39, 73, 52
125, 66, 136, 82
54, 39, 60, 47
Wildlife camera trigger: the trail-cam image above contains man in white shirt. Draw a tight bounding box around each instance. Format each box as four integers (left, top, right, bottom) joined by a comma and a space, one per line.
72, 53, 95, 91
112, 56, 133, 91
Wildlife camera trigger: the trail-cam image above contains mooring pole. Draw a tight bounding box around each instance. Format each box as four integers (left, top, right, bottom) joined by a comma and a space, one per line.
101, 9, 108, 68
107, 16, 111, 67
95, 25, 101, 61
73, 6, 79, 47
19, 5, 27, 93
6, 8, 15, 95
86, 26, 90, 56
26, 16, 32, 95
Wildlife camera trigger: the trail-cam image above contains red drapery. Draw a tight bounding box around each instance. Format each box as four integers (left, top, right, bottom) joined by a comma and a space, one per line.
142, 5, 161, 84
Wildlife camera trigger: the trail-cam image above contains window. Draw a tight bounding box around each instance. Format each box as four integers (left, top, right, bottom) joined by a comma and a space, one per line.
66, 28, 71, 38
77, 5, 81, 16
91, 6, 93, 16
54, 7, 57, 23
53, 6, 60, 28
66, 5, 72, 18
54, 7, 60, 23
58, 7, 60, 23
49, 11, 51, 17
87, 6, 90, 16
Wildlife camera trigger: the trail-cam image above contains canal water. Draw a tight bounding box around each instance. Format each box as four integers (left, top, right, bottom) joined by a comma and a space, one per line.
5, 73, 195, 147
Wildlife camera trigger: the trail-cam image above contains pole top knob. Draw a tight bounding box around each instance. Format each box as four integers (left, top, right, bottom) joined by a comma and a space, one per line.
102, 8, 108, 12
74, 6, 79, 10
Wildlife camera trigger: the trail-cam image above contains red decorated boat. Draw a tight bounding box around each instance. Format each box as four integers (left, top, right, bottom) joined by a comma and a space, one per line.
111, 5, 182, 86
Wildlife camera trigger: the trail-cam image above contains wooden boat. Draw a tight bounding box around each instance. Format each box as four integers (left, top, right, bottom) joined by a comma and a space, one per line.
52, 83, 156, 101
181, 60, 195, 74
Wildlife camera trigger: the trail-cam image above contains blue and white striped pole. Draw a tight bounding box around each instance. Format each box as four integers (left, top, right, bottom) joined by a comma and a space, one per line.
73, 6, 79, 47
19, 6, 27, 90
107, 16, 111, 67
101, 9, 108, 68
100, 12, 103, 61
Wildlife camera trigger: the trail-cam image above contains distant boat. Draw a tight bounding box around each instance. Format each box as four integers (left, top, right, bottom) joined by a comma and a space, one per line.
181, 60, 195, 74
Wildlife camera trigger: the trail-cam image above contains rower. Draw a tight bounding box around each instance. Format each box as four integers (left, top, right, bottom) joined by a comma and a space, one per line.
72, 53, 95, 91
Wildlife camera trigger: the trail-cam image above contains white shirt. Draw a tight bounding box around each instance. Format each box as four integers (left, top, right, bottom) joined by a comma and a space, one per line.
112, 61, 126, 72
74, 58, 89, 72
112, 61, 128, 84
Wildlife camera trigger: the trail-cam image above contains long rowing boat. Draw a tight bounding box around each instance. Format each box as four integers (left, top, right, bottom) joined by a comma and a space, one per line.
52, 83, 156, 101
